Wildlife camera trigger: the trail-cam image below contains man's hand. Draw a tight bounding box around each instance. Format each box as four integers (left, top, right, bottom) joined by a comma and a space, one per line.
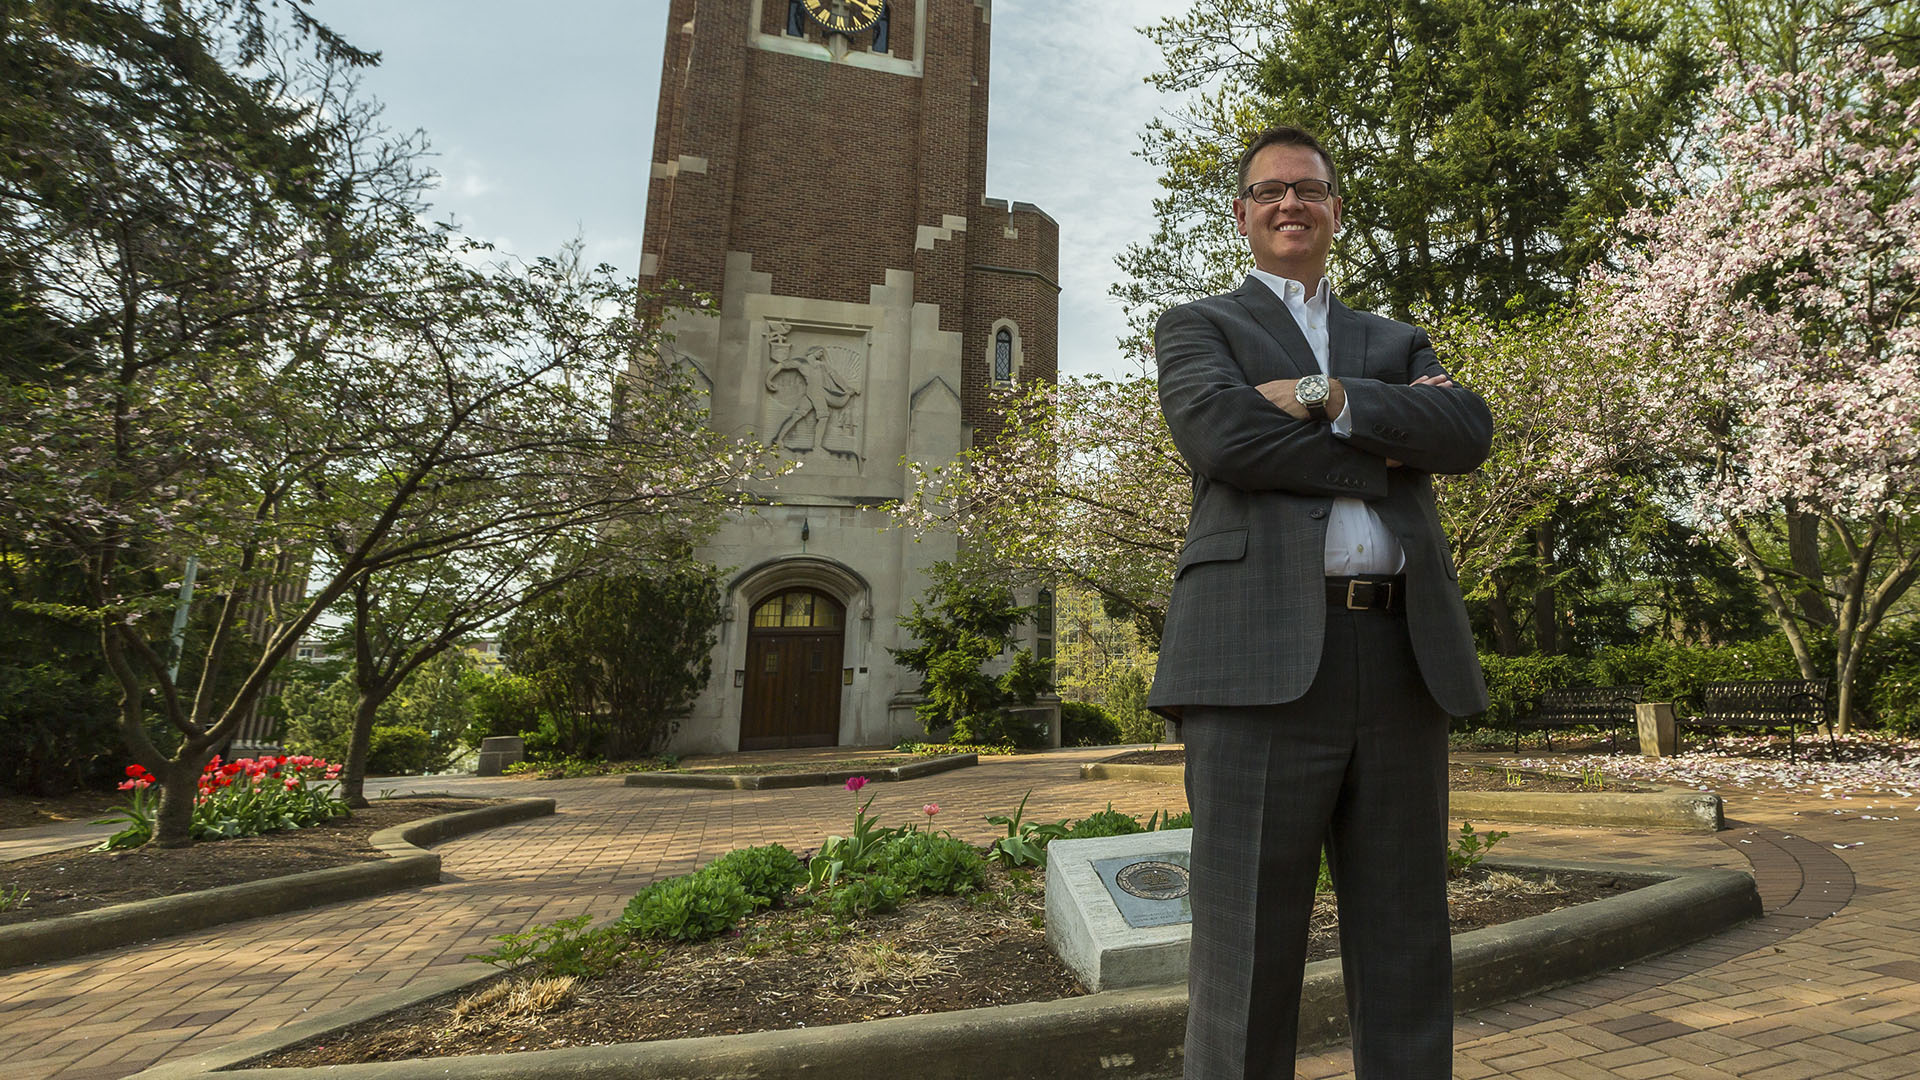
1254, 377, 1347, 420
1385, 374, 1455, 467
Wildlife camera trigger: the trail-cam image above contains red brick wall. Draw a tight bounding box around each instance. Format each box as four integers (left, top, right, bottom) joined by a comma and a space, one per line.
639, 0, 1057, 448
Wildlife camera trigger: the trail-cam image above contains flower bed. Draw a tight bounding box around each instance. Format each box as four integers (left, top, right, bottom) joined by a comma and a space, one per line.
98, 755, 348, 849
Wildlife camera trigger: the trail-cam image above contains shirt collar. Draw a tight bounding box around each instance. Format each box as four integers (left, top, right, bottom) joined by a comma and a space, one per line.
1249, 268, 1331, 311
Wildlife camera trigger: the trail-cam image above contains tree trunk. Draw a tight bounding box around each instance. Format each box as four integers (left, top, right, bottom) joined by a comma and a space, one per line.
151, 759, 204, 848
1833, 661, 1857, 736
1787, 507, 1831, 626
341, 696, 380, 809
1487, 578, 1521, 657
1532, 519, 1558, 655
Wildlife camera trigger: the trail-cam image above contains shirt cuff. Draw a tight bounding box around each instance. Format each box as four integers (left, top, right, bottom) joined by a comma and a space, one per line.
1330, 398, 1353, 438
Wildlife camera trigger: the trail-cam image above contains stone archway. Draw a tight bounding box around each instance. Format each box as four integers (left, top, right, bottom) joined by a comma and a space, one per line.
740, 588, 846, 750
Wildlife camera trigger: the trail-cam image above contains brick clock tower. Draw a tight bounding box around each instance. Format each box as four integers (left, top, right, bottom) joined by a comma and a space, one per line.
638, 0, 1060, 753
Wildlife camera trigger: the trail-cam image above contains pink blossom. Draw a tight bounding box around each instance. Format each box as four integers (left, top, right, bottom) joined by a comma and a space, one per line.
844, 776, 869, 793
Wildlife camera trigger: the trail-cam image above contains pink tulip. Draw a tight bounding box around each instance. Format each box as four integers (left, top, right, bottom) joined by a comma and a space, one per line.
844, 776, 869, 793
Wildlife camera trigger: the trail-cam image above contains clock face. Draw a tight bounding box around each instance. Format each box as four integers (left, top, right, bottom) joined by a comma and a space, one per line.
802, 0, 883, 34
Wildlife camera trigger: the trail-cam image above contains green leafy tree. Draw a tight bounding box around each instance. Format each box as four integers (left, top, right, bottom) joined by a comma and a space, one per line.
378, 648, 475, 772
1119, 0, 1703, 336
0, 539, 119, 794
889, 567, 1052, 746
501, 562, 725, 759
277, 671, 358, 763
460, 668, 550, 748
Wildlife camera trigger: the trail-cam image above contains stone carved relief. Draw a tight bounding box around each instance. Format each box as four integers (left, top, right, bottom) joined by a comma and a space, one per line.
762, 321, 867, 466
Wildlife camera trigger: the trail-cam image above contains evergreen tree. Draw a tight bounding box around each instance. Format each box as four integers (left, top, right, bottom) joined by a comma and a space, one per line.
889, 567, 1052, 746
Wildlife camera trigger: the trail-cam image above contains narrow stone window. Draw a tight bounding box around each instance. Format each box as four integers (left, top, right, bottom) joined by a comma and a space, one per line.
786, 0, 805, 36
994, 327, 1014, 383
872, 2, 890, 52
1037, 589, 1054, 635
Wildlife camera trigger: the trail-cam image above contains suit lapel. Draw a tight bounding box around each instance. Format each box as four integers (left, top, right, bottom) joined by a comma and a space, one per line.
1328, 295, 1368, 381
1228, 277, 1317, 380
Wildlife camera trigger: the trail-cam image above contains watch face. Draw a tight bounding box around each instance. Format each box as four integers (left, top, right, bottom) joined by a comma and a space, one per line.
802, 0, 883, 33
1297, 374, 1330, 405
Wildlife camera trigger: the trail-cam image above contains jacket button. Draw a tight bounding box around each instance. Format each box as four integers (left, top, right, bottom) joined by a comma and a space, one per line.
1309, 507, 1327, 519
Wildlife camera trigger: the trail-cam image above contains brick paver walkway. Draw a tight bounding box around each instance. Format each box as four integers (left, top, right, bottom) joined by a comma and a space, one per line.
1, 746, 1915, 1079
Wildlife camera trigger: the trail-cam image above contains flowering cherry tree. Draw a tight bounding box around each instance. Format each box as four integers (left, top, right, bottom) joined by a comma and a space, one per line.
1589, 43, 1920, 732
1424, 305, 1638, 599
895, 374, 1189, 643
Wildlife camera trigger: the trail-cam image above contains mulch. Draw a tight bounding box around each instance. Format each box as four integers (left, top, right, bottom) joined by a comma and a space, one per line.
0, 798, 495, 927
258, 860, 1636, 1066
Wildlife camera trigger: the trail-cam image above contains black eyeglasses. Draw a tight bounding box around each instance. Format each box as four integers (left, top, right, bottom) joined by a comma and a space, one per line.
1239, 179, 1335, 204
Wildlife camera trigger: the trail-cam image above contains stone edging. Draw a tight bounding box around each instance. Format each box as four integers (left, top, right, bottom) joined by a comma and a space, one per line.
126, 855, 1760, 1080
623, 753, 976, 790
1080, 760, 1725, 832
0, 797, 555, 972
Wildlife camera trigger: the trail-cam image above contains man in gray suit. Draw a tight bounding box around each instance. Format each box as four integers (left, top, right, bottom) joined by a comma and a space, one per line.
1149, 125, 1493, 1079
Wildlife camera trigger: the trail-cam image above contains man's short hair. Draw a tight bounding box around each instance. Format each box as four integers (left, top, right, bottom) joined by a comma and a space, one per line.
1235, 126, 1339, 196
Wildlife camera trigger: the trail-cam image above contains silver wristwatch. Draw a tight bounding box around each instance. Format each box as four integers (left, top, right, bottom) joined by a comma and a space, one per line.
1296, 373, 1331, 421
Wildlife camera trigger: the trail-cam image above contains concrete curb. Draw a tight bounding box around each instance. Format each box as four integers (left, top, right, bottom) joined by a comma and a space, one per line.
1080, 760, 1726, 832
1450, 786, 1724, 832
624, 753, 976, 790
0, 797, 555, 972
126, 856, 1759, 1080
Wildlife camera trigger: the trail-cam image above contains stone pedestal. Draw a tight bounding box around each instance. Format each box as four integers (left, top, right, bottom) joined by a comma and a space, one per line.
1044, 830, 1193, 992
476, 735, 525, 776
1636, 703, 1677, 757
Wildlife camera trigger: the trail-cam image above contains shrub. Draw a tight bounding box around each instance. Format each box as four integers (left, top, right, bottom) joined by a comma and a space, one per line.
822, 873, 910, 921
503, 564, 722, 759
0, 662, 119, 796
869, 831, 985, 897
707, 844, 807, 905
1862, 623, 1920, 734
617, 870, 758, 942
1060, 702, 1121, 747
1062, 805, 1145, 840
467, 914, 626, 978
1474, 653, 1588, 729
367, 725, 432, 775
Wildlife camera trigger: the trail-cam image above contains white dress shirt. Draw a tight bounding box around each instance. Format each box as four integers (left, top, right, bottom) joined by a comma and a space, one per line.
1247, 268, 1406, 576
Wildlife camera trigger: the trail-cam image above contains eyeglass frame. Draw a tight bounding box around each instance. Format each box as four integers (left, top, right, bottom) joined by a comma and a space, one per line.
1237, 178, 1337, 204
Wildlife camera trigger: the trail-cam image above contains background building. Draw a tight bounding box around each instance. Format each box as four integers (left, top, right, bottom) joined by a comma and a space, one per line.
637, 0, 1059, 753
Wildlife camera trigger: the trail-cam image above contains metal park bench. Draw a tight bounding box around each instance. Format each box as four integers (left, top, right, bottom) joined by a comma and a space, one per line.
1682, 679, 1832, 761
1509, 685, 1643, 753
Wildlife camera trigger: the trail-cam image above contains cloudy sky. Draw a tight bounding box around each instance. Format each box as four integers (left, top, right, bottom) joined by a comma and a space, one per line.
318, 0, 1198, 379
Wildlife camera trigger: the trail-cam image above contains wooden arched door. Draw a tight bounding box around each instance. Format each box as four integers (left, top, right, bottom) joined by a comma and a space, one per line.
740, 589, 845, 750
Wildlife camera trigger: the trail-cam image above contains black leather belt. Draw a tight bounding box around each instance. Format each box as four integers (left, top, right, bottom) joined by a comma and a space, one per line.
1327, 575, 1404, 612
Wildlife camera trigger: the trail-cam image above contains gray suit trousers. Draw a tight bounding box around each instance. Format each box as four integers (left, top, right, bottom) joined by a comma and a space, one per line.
1181, 604, 1453, 1079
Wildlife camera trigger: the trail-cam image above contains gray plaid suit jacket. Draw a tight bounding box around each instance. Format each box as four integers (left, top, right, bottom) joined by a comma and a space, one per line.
1147, 277, 1493, 719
